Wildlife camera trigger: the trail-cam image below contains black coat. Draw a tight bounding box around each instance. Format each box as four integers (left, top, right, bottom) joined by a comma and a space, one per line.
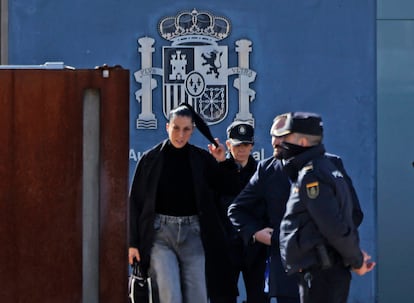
129, 139, 240, 297
280, 144, 363, 274
228, 153, 363, 297
218, 154, 258, 244
228, 156, 299, 298
215, 155, 267, 297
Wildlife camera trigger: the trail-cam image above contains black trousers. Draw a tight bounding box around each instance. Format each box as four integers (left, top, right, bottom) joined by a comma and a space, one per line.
297, 264, 351, 303
209, 241, 268, 303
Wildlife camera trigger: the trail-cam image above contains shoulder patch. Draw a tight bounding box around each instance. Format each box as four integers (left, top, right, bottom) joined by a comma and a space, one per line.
306, 181, 319, 199
332, 170, 343, 178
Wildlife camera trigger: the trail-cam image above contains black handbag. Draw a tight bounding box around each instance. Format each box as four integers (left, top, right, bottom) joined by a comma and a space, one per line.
128, 260, 151, 303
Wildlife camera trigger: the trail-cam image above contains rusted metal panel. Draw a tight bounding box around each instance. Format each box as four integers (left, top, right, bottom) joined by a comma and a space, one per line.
0, 68, 129, 303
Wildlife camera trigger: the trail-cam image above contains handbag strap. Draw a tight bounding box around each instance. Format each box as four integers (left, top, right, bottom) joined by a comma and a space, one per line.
132, 259, 146, 278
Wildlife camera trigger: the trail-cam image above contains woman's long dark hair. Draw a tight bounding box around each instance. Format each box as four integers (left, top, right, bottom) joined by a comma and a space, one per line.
170, 103, 218, 147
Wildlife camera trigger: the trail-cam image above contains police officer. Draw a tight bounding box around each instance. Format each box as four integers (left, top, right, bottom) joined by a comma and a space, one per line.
228, 113, 365, 303
273, 112, 376, 303
210, 121, 268, 303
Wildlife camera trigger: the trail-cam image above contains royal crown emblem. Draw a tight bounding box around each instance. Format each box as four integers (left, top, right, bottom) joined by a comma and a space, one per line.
158, 9, 230, 43
134, 9, 256, 128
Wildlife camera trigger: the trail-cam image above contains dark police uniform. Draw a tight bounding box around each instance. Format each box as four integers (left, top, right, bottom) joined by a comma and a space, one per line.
280, 144, 364, 303
228, 156, 300, 303
211, 121, 270, 303
213, 154, 266, 303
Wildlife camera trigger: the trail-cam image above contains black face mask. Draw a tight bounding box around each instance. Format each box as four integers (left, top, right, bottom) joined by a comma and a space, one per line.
276, 142, 310, 160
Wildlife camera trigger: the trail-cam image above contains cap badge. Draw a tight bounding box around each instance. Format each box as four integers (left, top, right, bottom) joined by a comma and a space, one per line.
238, 125, 247, 135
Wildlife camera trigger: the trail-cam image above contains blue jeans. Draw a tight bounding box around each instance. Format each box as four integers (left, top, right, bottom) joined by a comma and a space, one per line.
149, 214, 208, 303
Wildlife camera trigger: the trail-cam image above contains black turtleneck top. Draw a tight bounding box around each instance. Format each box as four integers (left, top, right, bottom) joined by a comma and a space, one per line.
155, 142, 197, 216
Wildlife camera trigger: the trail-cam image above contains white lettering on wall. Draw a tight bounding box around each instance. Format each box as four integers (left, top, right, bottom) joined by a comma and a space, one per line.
252, 148, 265, 161
129, 148, 266, 162
129, 149, 142, 162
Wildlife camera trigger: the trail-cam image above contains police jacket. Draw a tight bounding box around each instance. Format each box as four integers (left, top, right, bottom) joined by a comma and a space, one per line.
129, 139, 240, 297
279, 144, 364, 275
219, 154, 258, 241
228, 156, 299, 298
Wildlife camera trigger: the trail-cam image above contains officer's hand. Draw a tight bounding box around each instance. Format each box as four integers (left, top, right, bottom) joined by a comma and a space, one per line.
253, 228, 274, 246
352, 250, 376, 275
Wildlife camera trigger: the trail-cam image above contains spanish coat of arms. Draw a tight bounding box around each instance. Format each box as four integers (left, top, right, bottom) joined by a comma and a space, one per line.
134, 9, 256, 129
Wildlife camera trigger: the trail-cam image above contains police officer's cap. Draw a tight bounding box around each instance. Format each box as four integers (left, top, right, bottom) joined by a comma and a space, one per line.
227, 121, 254, 145
271, 112, 323, 137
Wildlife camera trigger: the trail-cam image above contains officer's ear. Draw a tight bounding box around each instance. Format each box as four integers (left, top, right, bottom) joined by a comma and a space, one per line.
225, 139, 232, 150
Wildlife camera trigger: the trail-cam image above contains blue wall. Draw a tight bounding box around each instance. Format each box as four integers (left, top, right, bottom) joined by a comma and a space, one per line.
8, 1, 377, 302
377, 1, 414, 302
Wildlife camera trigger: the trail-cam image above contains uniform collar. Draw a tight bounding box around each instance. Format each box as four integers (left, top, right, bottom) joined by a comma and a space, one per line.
283, 144, 326, 181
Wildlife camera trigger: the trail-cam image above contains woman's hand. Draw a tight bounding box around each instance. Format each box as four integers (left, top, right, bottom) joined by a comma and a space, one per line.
208, 138, 226, 162
128, 247, 141, 264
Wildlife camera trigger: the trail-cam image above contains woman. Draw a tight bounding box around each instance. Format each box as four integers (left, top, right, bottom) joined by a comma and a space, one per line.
128, 104, 240, 303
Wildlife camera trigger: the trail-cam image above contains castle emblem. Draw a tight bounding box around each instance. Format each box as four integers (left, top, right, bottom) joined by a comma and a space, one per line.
134, 9, 256, 128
